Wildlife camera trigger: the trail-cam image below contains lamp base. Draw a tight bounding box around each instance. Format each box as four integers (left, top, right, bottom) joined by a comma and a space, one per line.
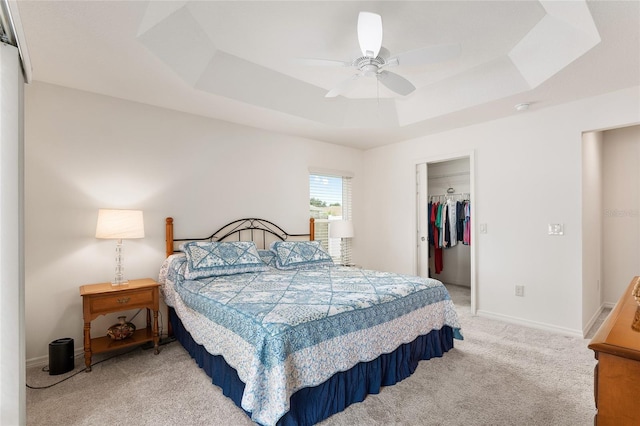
111, 239, 128, 286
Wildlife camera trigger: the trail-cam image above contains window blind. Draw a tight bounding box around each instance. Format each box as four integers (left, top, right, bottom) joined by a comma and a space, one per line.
309, 173, 352, 264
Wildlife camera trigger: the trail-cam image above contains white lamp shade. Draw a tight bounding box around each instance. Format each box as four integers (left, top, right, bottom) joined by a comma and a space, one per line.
95, 209, 145, 239
329, 220, 354, 239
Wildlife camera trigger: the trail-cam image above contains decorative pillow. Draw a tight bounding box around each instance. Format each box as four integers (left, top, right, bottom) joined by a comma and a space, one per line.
258, 249, 277, 267
182, 241, 268, 279
269, 241, 334, 270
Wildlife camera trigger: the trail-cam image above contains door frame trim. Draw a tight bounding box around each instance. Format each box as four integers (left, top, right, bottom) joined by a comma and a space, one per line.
412, 150, 477, 315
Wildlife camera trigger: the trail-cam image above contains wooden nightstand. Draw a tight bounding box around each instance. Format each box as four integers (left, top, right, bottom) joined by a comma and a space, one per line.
80, 278, 160, 371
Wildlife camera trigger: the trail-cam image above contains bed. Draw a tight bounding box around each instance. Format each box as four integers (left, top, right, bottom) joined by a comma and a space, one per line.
159, 217, 462, 426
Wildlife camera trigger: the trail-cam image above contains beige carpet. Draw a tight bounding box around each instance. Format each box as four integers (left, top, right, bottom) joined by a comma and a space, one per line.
26, 285, 596, 425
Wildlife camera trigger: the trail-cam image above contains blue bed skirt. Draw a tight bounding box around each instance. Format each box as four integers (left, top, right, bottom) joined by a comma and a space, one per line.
169, 307, 455, 426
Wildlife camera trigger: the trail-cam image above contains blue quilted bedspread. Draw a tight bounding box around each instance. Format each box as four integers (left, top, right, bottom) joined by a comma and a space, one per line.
160, 254, 462, 426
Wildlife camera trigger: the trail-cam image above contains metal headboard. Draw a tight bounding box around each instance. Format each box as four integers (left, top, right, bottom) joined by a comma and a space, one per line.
166, 217, 315, 257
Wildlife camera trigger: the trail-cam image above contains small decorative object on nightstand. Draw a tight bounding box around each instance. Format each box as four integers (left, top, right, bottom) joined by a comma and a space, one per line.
80, 278, 159, 372
107, 316, 136, 340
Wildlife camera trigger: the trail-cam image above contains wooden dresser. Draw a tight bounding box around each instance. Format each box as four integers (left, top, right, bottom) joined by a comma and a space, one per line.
588, 276, 640, 426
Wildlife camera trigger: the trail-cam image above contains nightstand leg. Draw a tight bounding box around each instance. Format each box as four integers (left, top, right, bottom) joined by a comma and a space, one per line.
83, 321, 92, 372
153, 309, 159, 354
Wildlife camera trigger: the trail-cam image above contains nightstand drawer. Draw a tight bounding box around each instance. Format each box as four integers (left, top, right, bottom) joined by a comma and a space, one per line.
89, 289, 155, 314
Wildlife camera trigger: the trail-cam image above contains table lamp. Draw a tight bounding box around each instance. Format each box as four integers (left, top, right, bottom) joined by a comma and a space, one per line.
95, 209, 144, 285
329, 220, 354, 266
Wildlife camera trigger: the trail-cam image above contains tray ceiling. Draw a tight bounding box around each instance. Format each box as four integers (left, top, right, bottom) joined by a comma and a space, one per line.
16, 1, 640, 149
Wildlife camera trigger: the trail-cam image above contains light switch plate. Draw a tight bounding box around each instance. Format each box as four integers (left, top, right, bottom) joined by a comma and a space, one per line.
548, 223, 564, 235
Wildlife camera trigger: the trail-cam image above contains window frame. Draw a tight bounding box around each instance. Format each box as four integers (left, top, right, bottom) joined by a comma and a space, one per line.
309, 172, 353, 265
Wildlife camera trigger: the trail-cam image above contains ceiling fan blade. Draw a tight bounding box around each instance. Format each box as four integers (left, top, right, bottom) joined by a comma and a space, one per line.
357, 12, 382, 58
325, 74, 361, 98
377, 71, 416, 96
295, 58, 351, 67
388, 43, 461, 67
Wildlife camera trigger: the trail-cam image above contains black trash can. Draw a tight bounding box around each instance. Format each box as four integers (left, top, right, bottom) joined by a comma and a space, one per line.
49, 338, 74, 375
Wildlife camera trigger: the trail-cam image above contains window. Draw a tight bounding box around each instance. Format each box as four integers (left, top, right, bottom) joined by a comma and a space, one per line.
309, 173, 352, 264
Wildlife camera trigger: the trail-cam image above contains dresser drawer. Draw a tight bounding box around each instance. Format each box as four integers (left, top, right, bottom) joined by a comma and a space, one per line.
88, 288, 155, 314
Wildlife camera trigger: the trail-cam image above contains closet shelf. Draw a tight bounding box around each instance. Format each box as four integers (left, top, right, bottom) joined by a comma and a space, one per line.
428, 171, 470, 180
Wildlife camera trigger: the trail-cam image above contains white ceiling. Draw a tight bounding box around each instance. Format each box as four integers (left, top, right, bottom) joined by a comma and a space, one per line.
16, 1, 640, 150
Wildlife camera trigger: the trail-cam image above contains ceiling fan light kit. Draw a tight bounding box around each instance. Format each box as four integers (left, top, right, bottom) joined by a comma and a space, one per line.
311, 11, 460, 99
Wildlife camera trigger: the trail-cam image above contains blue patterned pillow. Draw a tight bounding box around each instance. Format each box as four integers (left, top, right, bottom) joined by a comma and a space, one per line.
258, 249, 277, 267
269, 241, 334, 270
182, 241, 268, 279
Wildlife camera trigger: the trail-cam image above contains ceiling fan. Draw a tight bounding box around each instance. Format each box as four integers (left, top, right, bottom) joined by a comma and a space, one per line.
304, 12, 461, 98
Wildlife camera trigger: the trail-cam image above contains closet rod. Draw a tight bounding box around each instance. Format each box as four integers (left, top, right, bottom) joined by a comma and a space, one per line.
429, 192, 470, 200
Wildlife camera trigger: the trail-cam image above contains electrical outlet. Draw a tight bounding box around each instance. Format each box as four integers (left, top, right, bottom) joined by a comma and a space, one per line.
515, 285, 525, 297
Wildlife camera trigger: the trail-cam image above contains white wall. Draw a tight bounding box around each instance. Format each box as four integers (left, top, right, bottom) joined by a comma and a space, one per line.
361, 86, 640, 335
582, 130, 603, 334
24, 82, 362, 363
602, 125, 640, 304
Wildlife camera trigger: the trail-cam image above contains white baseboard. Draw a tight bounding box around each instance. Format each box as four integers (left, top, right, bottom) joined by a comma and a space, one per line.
583, 305, 607, 338
476, 310, 583, 338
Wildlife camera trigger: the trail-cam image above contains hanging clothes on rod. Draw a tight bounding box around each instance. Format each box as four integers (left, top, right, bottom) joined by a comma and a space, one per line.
427, 194, 471, 276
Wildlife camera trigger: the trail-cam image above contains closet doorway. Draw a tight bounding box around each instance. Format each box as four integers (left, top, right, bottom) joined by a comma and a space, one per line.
582, 124, 640, 333
416, 152, 476, 314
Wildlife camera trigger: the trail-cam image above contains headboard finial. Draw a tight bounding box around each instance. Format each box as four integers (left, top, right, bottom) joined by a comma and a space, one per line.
166, 217, 174, 258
